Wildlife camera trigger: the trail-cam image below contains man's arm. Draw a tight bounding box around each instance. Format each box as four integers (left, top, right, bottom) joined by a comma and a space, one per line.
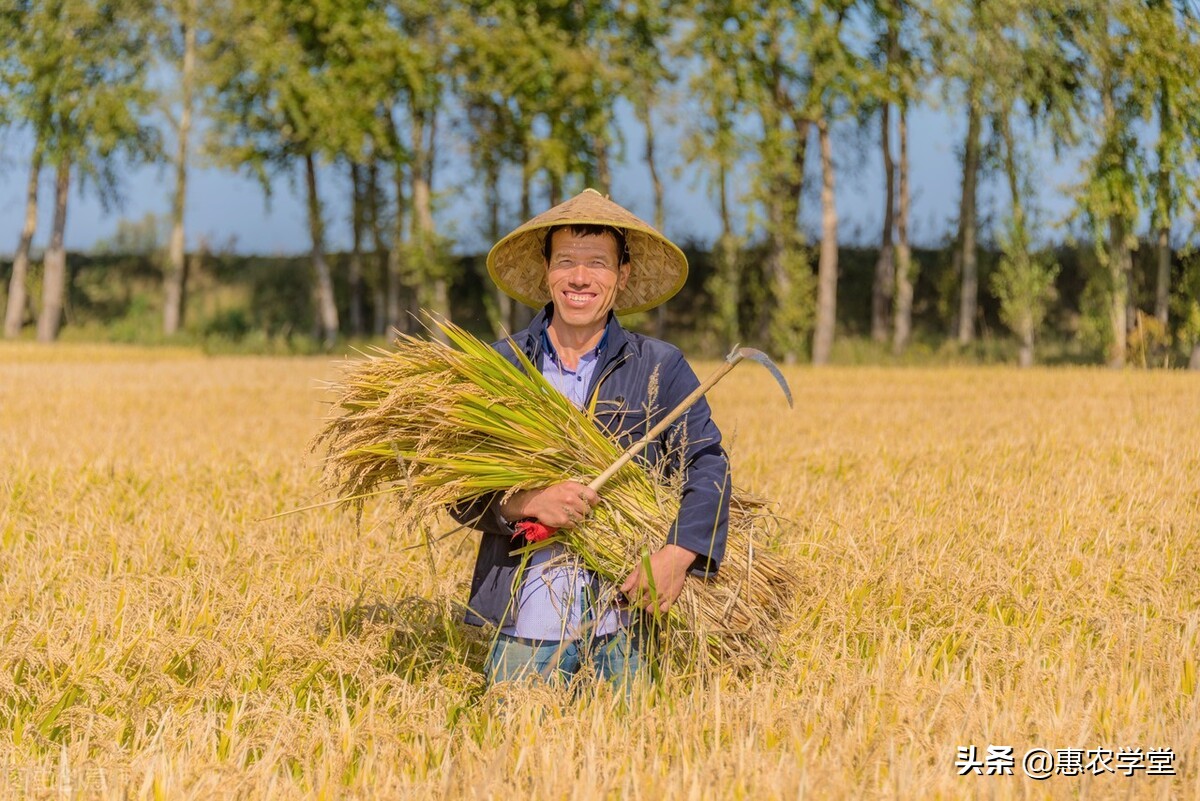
621, 349, 732, 612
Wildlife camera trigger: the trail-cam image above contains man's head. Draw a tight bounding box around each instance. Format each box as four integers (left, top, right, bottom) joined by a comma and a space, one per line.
542, 225, 631, 333
485, 189, 688, 317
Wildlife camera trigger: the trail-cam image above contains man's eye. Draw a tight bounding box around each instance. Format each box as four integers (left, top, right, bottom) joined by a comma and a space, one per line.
590, 262, 612, 271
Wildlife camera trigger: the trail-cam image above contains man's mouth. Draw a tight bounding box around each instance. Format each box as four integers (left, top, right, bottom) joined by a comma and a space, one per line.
563, 291, 596, 308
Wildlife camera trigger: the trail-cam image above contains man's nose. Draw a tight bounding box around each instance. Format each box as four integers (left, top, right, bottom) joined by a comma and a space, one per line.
567, 264, 590, 285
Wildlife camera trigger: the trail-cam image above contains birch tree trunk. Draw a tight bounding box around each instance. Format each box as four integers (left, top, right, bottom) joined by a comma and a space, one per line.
642, 104, 668, 338
411, 108, 449, 341
509, 137, 535, 331
892, 104, 913, 355
956, 77, 981, 345
812, 116, 838, 365
1108, 214, 1130, 368
4, 141, 42, 338
163, 2, 194, 337
382, 107, 408, 335
1155, 228, 1170, 327
1154, 86, 1172, 327
304, 152, 339, 345
485, 154, 510, 339
1001, 110, 1033, 368
872, 100, 894, 343
348, 162, 365, 337
37, 159, 70, 343
366, 159, 387, 336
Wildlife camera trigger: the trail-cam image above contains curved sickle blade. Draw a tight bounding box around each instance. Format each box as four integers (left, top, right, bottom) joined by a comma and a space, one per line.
727, 346, 793, 408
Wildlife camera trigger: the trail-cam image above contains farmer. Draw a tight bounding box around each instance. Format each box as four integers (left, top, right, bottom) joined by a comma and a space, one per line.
452, 188, 731, 689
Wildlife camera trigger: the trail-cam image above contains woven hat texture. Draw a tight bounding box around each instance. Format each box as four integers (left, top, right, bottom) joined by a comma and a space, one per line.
486, 189, 688, 315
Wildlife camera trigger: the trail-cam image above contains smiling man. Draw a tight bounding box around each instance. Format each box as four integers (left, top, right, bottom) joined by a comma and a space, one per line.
452, 189, 731, 692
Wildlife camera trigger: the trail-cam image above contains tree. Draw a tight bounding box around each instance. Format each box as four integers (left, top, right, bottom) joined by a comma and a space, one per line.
808, 1, 859, 366
681, 3, 746, 346
887, 0, 919, 355
991, 112, 1059, 367
8, 0, 159, 342
1070, 1, 1146, 368
207, 0, 397, 345
0, 2, 43, 338
158, 0, 204, 337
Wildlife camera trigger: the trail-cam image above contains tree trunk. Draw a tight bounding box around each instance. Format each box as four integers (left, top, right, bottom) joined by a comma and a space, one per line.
411, 108, 449, 341
812, 116, 838, 366
485, 154, 510, 339
348, 162, 365, 337
4, 141, 42, 338
1018, 324, 1034, 368
1001, 106, 1036, 367
1190, 343, 1200, 370
956, 77, 981, 345
1155, 227, 1170, 327
642, 104, 668, 338
1154, 80, 1172, 327
713, 159, 740, 345
1108, 215, 1129, 368
365, 157, 387, 336
872, 100, 894, 343
304, 152, 339, 345
763, 101, 808, 361
892, 104, 913, 355
509, 137, 535, 331
37, 158, 71, 343
383, 109, 408, 335
595, 133, 611, 196
163, 3, 194, 337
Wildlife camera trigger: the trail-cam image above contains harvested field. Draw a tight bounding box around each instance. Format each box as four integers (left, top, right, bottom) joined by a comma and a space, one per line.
1, 343, 1197, 798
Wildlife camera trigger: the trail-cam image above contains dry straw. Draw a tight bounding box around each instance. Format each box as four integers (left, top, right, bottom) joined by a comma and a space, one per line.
315, 319, 798, 665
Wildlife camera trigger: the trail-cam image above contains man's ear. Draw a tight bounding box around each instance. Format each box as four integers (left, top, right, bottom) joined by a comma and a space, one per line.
618, 261, 631, 291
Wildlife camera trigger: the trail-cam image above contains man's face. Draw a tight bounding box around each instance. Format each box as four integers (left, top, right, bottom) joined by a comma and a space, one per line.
544, 229, 629, 333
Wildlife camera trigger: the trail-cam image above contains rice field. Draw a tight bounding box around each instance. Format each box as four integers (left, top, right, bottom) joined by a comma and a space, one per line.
1, 341, 1198, 799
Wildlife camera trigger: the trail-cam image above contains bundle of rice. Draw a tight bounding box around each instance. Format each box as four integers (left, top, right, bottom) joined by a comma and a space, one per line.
315, 319, 798, 665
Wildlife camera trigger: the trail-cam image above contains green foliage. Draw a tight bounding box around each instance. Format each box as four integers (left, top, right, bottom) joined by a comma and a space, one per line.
768, 248, 817, 361
1172, 254, 1200, 351
5, 0, 159, 201
91, 213, 167, 256
1078, 256, 1113, 357
990, 232, 1060, 346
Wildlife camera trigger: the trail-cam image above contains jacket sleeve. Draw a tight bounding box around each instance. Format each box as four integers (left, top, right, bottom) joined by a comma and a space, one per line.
448, 492, 516, 537
658, 350, 731, 575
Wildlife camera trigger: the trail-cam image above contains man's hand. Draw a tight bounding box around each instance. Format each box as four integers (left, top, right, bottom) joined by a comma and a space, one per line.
500, 481, 599, 530
620, 544, 697, 614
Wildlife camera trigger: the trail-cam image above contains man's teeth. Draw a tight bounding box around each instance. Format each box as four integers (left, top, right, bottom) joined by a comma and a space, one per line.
567, 293, 593, 302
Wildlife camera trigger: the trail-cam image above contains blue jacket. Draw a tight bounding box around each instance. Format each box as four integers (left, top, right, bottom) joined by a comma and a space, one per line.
453, 305, 731, 628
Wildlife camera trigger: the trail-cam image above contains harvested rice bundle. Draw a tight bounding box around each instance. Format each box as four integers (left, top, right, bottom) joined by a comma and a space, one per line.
316, 319, 798, 664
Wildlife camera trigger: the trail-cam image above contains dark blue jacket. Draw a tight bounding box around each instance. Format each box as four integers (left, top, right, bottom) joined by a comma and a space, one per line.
452, 305, 732, 628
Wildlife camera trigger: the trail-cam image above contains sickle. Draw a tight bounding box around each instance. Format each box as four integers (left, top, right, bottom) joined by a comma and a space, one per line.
513, 345, 793, 543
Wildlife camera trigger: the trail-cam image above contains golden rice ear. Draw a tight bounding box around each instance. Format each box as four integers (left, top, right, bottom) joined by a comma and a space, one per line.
486, 188, 688, 315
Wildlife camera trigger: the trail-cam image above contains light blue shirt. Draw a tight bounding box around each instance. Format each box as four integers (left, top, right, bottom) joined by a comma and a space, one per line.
499, 331, 629, 641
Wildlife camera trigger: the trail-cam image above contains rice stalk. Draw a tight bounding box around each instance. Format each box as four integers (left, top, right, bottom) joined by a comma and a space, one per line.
314, 319, 799, 665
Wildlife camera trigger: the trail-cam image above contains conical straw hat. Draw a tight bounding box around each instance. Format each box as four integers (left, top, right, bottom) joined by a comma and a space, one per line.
486, 188, 688, 315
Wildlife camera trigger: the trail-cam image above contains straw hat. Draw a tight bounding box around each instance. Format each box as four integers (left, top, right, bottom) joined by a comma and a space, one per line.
486, 189, 688, 315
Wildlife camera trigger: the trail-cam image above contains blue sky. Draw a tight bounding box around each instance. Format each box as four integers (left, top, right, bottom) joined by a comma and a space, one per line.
0, 99, 1084, 258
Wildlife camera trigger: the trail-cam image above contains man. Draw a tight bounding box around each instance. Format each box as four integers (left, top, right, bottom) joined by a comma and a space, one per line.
453, 189, 730, 690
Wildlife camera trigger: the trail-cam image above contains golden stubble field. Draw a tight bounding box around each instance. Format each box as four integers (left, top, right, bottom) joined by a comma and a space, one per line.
1, 342, 1198, 799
